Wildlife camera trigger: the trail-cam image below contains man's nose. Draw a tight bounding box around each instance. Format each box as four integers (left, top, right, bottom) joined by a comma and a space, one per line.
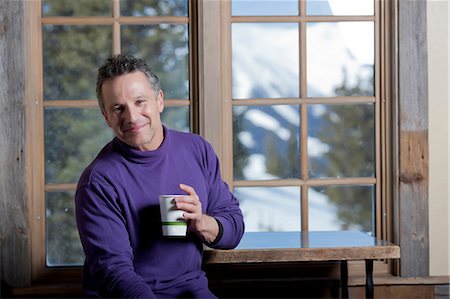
124, 105, 138, 123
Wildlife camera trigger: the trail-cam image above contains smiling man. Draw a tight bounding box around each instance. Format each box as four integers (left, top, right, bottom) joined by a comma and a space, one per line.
75, 54, 244, 298
101, 71, 164, 151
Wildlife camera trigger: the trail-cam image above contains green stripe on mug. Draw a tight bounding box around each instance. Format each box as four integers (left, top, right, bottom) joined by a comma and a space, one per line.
162, 222, 187, 226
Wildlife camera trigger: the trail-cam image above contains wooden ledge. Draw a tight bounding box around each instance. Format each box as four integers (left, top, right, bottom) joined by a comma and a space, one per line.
204, 246, 400, 264
348, 275, 450, 286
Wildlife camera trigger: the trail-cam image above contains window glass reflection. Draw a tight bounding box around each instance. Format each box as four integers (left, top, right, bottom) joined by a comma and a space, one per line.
45, 108, 114, 184
234, 187, 301, 232
232, 0, 298, 16
307, 0, 374, 16
233, 105, 300, 180
309, 185, 374, 235
43, 25, 112, 100
232, 23, 299, 99
307, 22, 374, 97
46, 191, 84, 266
43, 0, 112, 16
307, 104, 375, 178
120, 0, 188, 16
122, 24, 189, 100
161, 106, 190, 132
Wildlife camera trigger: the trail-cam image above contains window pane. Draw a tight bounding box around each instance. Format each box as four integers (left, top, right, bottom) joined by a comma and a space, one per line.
45, 108, 114, 184
234, 187, 301, 232
233, 105, 300, 180
307, 22, 374, 97
307, 0, 374, 16
120, 0, 188, 16
46, 191, 84, 266
43, 0, 112, 16
307, 104, 375, 178
161, 106, 190, 132
232, 0, 298, 16
232, 23, 299, 99
309, 185, 374, 234
122, 24, 189, 99
43, 25, 112, 100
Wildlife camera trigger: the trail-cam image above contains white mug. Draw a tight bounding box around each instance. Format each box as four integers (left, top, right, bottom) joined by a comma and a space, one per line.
158, 195, 187, 237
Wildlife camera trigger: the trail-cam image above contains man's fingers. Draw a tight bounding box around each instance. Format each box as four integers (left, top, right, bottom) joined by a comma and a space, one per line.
176, 184, 202, 223
179, 183, 197, 196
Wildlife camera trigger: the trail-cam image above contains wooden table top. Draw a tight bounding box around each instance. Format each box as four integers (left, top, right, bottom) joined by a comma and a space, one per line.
204, 231, 400, 264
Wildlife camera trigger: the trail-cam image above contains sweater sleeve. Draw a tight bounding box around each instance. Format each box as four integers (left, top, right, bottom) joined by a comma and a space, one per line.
75, 182, 155, 298
203, 141, 245, 249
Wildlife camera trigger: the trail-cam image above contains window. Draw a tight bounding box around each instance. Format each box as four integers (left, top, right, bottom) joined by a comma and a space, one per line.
226, 0, 384, 236
26, 0, 391, 277
29, 0, 193, 271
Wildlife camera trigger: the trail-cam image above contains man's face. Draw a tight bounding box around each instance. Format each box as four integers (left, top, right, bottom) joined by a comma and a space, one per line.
101, 71, 165, 151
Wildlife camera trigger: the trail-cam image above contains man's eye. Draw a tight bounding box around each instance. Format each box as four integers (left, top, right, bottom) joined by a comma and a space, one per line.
112, 107, 124, 113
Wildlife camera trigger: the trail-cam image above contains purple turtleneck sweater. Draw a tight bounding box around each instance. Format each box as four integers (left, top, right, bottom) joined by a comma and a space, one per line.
75, 127, 244, 298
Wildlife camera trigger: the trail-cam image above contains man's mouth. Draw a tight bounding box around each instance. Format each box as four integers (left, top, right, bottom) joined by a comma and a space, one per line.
123, 123, 148, 134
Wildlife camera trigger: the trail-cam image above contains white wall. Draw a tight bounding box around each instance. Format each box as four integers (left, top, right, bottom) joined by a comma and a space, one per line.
427, 0, 450, 276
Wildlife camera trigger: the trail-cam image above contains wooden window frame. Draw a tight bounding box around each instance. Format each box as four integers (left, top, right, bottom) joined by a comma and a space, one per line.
199, 0, 392, 277
226, 1, 382, 234
198, 0, 428, 278
0, 0, 428, 287
24, 0, 196, 281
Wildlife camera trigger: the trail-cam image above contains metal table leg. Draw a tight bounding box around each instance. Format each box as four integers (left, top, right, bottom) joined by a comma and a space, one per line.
365, 260, 374, 299
340, 260, 349, 299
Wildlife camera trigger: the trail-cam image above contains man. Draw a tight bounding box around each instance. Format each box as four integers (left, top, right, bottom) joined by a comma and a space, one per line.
75, 54, 244, 298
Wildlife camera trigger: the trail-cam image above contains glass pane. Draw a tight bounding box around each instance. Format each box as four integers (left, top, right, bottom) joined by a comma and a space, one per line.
46, 191, 84, 266
232, 23, 299, 99
309, 185, 374, 234
307, 104, 375, 178
234, 187, 300, 232
161, 106, 190, 132
43, 0, 112, 16
120, 0, 188, 16
122, 24, 189, 99
307, 0, 374, 16
307, 22, 374, 97
45, 108, 114, 184
232, 0, 298, 16
233, 105, 300, 180
43, 25, 112, 100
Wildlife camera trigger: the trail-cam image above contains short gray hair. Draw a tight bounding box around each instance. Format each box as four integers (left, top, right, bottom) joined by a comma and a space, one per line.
96, 54, 161, 113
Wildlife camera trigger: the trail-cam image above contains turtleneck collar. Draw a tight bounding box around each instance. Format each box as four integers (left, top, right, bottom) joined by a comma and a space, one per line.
113, 125, 170, 164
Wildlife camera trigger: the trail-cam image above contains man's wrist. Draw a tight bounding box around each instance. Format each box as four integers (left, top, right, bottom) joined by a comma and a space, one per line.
193, 214, 220, 244
207, 217, 223, 246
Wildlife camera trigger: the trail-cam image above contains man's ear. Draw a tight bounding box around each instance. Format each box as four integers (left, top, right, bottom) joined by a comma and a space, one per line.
157, 90, 164, 113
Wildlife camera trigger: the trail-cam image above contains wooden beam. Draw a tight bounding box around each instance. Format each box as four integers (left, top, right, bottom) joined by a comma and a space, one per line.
396, 0, 429, 277
197, 0, 225, 173
0, 0, 30, 287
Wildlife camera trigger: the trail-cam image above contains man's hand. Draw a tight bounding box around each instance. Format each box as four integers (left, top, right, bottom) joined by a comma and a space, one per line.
174, 183, 219, 244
